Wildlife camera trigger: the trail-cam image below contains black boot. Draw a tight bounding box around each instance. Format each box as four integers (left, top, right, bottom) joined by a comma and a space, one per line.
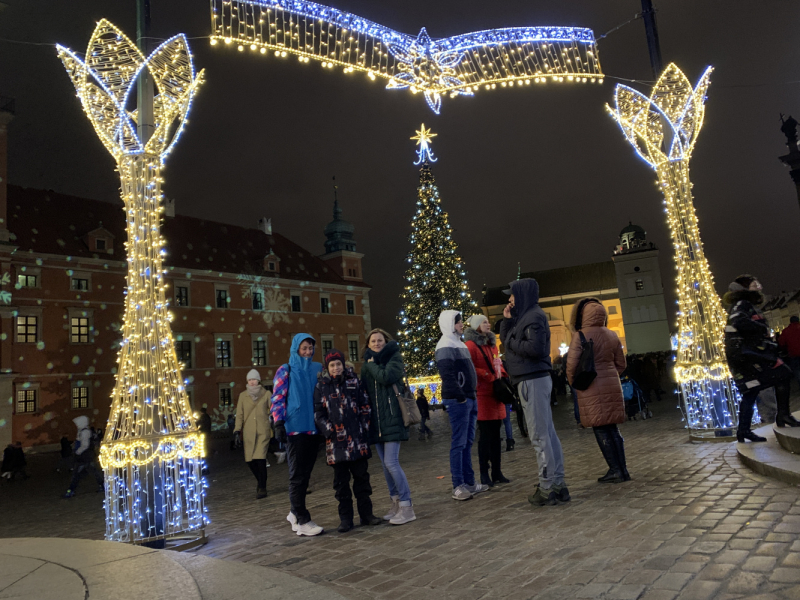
506, 439, 515, 452
775, 380, 800, 427
593, 427, 623, 483
338, 519, 354, 533
610, 426, 631, 482
480, 471, 494, 487
737, 430, 767, 443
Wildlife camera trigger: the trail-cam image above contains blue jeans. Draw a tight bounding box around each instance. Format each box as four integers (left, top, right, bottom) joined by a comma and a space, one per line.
375, 442, 411, 504
443, 397, 477, 488
503, 404, 514, 441
419, 414, 432, 434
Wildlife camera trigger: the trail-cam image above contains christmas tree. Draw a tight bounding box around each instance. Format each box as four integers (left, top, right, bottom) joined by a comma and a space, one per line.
398, 125, 479, 377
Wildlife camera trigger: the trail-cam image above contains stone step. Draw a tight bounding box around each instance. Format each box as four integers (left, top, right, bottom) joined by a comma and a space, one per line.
735, 417, 800, 485
774, 416, 800, 454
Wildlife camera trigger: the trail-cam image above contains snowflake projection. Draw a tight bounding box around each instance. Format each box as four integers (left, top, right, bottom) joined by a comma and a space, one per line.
0, 272, 11, 305
238, 273, 293, 327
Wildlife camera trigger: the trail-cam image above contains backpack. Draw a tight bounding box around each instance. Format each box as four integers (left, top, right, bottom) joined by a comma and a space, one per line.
571, 331, 597, 391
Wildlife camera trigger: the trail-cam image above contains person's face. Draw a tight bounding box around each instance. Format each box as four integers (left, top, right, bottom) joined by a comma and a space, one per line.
328, 360, 344, 377
454, 319, 464, 334
478, 320, 491, 334
749, 279, 763, 292
369, 333, 386, 352
247, 378, 259, 386
298, 340, 315, 358
508, 294, 515, 308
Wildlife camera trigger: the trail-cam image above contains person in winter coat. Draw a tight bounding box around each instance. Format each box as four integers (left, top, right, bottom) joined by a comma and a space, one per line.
778, 315, 800, 388
314, 349, 383, 532
436, 310, 488, 501
566, 298, 630, 483
272, 333, 325, 536
500, 278, 568, 506
234, 369, 273, 499
62, 416, 103, 498
56, 434, 73, 473
723, 275, 800, 442
197, 407, 212, 434
415, 388, 432, 440
361, 328, 416, 525
464, 314, 510, 487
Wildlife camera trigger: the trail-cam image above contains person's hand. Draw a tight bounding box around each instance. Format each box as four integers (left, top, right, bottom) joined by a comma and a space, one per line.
503, 304, 512, 319
368, 358, 374, 363
273, 421, 287, 444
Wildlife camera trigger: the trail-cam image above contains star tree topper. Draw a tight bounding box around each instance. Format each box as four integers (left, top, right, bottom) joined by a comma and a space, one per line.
411, 124, 437, 165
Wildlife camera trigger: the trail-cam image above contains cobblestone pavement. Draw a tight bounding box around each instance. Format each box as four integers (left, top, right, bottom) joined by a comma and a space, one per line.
3, 394, 800, 600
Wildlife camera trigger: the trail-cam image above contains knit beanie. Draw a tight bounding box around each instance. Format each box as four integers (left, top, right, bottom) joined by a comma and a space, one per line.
246, 369, 261, 382
324, 349, 346, 370
468, 314, 488, 330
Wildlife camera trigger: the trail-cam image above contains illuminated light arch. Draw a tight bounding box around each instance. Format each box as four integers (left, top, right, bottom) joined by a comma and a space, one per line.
57, 20, 207, 544
607, 63, 741, 437
210, 0, 603, 113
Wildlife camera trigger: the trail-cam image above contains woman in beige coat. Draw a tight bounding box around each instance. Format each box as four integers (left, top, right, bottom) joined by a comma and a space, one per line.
234, 369, 273, 498
566, 298, 630, 484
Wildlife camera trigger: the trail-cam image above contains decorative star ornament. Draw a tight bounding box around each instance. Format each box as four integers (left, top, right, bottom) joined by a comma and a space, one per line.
411, 124, 437, 165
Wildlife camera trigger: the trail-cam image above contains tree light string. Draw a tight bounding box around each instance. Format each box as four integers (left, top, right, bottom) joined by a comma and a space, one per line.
607, 63, 741, 434
57, 19, 208, 543
209, 0, 603, 113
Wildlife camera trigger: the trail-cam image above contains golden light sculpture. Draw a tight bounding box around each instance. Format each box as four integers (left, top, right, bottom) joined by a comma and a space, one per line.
57, 20, 207, 544
210, 0, 603, 113
607, 64, 740, 436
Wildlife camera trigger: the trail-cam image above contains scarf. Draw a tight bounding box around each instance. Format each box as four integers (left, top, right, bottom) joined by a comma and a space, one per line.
285, 332, 322, 434
246, 382, 263, 401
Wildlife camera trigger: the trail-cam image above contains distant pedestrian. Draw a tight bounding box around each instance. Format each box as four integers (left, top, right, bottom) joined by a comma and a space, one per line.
415, 388, 432, 440
500, 278, 569, 506
437, 310, 488, 501
723, 275, 800, 441
62, 416, 103, 498
272, 334, 325, 536
567, 298, 630, 484
56, 434, 73, 473
778, 315, 800, 389
314, 349, 382, 532
197, 407, 212, 434
465, 314, 510, 487
361, 328, 416, 525
2, 442, 28, 481
235, 370, 272, 499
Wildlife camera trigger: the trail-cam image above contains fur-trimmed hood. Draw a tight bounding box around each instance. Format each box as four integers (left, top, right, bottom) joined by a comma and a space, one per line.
463, 326, 496, 347
722, 280, 763, 307
568, 297, 606, 332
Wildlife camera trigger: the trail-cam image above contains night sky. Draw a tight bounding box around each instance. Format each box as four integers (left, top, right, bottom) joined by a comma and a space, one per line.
2, 1, 799, 330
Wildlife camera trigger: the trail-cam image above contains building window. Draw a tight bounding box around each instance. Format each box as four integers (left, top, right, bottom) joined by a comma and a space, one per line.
252, 292, 264, 311
216, 340, 232, 368
175, 340, 192, 366
320, 297, 330, 314
216, 288, 229, 309
71, 316, 90, 343
175, 286, 189, 307
291, 295, 301, 312
635, 279, 644, 291
321, 337, 333, 355
253, 339, 267, 366
348, 340, 359, 363
17, 274, 37, 288
16, 389, 36, 413
267, 261, 276, 271
608, 305, 618, 315
346, 299, 355, 315
71, 386, 90, 409
15, 316, 37, 343
95, 238, 106, 251
219, 387, 233, 407
71, 278, 89, 291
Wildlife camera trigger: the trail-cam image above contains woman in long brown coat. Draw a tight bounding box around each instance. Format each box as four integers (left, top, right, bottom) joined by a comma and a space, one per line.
566, 298, 630, 483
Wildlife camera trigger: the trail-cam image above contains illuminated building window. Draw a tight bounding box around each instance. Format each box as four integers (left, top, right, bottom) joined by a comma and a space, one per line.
608, 305, 618, 315
346, 299, 355, 315
71, 278, 89, 292
71, 316, 90, 343
16, 389, 37, 413
635, 279, 644, 291
15, 316, 38, 343
291, 294, 302, 312
216, 340, 232, 368
71, 386, 90, 409
219, 387, 233, 407
348, 339, 359, 363
320, 296, 330, 314
252, 291, 264, 311
175, 286, 189, 307
252, 339, 267, 366
17, 274, 37, 288
175, 340, 193, 367
215, 288, 229, 309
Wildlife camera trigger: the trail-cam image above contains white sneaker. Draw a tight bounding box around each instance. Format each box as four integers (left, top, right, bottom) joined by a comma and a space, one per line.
452, 485, 473, 501
465, 483, 490, 495
296, 520, 323, 536
389, 505, 416, 525
383, 496, 400, 521
287, 511, 298, 532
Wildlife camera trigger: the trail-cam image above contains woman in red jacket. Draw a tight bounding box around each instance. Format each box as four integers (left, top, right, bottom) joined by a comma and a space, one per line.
465, 315, 510, 487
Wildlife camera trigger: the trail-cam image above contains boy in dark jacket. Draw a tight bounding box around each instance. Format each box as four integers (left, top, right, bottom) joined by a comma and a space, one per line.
723, 275, 800, 442
314, 349, 382, 532
415, 388, 432, 440
435, 310, 487, 501
500, 278, 568, 506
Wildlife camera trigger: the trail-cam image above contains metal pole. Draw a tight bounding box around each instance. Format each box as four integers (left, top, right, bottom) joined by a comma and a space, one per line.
136, 0, 154, 145
640, 0, 663, 80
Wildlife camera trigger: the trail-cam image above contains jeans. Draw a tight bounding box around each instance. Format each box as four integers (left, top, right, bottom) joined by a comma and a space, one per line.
518, 376, 565, 489
247, 458, 268, 489
287, 434, 322, 525
477, 419, 502, 479
503, 404, 514, 441
419, 414, 432, 434
375, 442, 412, 504
443, 397, 477, 489
331, 457, 373, 522
738, 388, 760, 434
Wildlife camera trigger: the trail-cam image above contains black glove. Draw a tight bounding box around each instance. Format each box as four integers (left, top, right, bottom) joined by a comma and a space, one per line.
273, 421, 287, 444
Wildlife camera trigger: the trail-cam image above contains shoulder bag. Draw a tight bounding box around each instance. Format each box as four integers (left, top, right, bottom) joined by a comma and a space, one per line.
571, 332, 597, 391
478, 345, 516, 404
392, 381, 421, 427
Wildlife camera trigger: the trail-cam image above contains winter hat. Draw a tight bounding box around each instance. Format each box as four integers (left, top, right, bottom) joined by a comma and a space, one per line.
324, 349, 346, 370
791, 316, 800, 324
468, 314, 488, 330
246, 369, 262, 382
730, 274, 759, 292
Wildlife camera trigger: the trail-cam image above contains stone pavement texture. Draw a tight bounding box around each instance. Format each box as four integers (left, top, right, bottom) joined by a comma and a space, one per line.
2, 393, 800, 600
